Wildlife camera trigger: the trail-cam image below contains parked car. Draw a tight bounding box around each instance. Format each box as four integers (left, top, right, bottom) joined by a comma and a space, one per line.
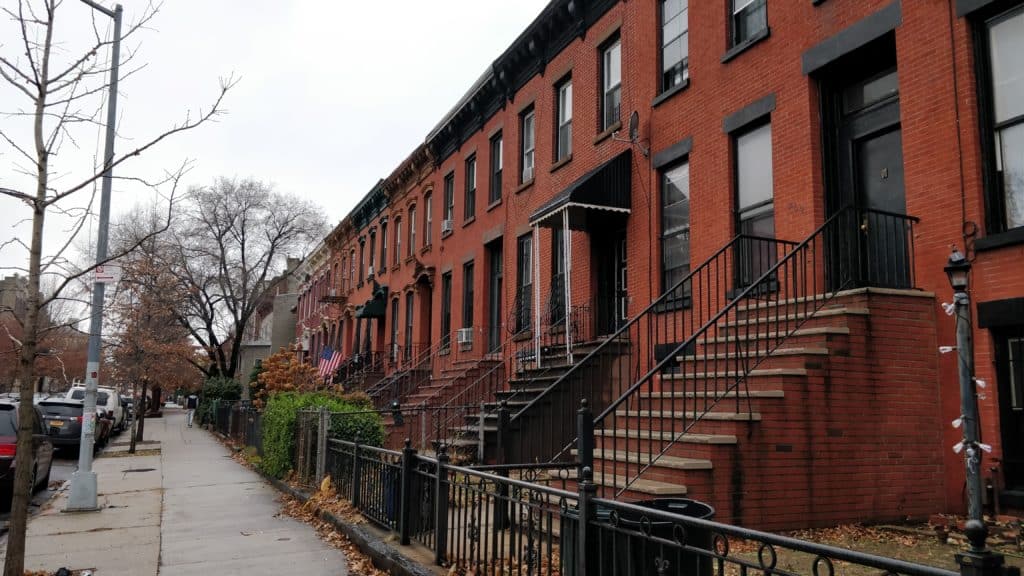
39, 399, 113, 451
0, 402, 54, 510
66, 386, 124, 432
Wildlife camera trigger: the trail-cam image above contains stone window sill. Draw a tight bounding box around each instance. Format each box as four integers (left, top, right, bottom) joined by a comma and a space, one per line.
550, 154, 573, 174
722, 27, 771, 63
516, 179, 535, 195
594, 120, 622, 145
652, 79, 689, 109
975, 227, 1024, 252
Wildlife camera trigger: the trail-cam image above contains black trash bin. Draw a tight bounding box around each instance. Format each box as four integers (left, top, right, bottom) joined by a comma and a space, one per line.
561, 498, 715, 576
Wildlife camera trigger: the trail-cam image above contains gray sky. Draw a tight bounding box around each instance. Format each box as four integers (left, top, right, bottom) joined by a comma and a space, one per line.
0, 0, 549, 274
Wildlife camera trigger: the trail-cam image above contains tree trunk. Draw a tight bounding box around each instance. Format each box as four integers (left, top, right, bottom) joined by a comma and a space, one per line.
129, 381, 138, 454
135, 378, 147, 443
4, 13, 53, 572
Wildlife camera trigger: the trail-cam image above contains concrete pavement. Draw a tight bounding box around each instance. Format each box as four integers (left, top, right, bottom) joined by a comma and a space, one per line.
0, 408, 349, 575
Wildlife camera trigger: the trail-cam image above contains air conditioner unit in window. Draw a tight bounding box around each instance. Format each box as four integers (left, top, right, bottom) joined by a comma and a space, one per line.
368, 265, 375, 277
329, 288, 337, 297
523, 166, 534, 182
441, 219, 454, 234
456, 328, 473, 345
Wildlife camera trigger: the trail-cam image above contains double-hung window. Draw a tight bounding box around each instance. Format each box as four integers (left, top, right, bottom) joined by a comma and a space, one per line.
601, 36, 622, 131
440, 272, 453, 348
424, 195, 432, 246
731, 0, 767, 46
408, 205, 417, 256
984, 6, 1024, 232
521, 108, 536, 183
556, 78, 573, 161
490, 132, 503, 203
379, 221, 388, 272
394, 218, 402, 266
443, 173, 455, 228
661, 0, 689, 91
661, 161, 691, 297
462, 261, 474, 329
404, 292, 414, 361
735, 122, 775, 287
465, 155, 477, 220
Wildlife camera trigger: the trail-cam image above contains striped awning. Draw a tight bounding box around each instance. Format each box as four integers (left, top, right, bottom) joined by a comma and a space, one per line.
528, 149, 632, 229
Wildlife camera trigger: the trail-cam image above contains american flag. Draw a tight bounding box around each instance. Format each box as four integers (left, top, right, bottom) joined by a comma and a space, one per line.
318, 346, 342, 381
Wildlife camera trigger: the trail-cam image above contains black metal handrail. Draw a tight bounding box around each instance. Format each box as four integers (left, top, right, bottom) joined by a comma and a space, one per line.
582, 205, 918, 496
501, 233, 798, 464
366, 334, 451, 408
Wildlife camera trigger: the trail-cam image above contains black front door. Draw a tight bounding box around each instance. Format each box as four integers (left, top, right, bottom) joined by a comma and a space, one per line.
829, 62, 912, 289
996, 327, 1024, 494
596, 228, 627, 335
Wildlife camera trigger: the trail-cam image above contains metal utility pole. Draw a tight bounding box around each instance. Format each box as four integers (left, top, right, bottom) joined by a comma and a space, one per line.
953, 287, 983, 523
67, 1, 122, 512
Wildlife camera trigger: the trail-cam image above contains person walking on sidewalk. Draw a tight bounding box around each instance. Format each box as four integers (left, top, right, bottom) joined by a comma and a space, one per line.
185, 394, 199, 427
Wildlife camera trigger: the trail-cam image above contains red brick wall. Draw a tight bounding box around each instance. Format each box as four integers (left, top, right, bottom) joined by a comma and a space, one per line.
310, 0, 1024, 518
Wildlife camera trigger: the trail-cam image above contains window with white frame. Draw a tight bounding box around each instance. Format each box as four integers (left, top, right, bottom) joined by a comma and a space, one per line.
602, 36, 621, 131
556, 77, 573, 161
661, 0, 689, 91
521, 108, 535, 183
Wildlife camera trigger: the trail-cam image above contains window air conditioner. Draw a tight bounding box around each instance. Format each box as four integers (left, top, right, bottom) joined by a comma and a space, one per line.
523, 166, 534, 182
329, 288, 336, 297
441, 219, 454, 234
368, 265, 375, 277
456, 328, 474, 345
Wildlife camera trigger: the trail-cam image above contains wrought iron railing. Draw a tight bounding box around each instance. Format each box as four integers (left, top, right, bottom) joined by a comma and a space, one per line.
366, 337, 445, 409
499, 233, 797, 465
574, 206, 918, 497
313, 433, 963, 576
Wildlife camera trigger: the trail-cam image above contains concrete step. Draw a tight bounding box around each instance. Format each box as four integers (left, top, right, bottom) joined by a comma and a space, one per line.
660, 368, 807, 381
572, 449, 713, 471
614, 410, 761, 421
594, 429, 737, 444
677, 347, 828, 363
548, 469, 689, 496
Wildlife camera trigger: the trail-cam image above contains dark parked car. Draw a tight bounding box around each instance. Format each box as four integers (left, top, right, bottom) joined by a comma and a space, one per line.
39, 400, 112, 451
0, 402, 54, 510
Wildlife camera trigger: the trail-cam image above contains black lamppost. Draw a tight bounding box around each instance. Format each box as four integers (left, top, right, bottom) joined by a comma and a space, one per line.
946, 247, 1006, 576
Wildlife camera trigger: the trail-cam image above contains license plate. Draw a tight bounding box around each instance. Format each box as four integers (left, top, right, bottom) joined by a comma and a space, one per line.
49, 420, 63, 427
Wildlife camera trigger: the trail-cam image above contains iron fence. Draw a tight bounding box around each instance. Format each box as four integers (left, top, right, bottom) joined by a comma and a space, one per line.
266, 402, 1002, 576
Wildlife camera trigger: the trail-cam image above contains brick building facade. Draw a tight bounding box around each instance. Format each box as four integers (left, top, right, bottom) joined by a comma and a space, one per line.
294, 0, 1024, 528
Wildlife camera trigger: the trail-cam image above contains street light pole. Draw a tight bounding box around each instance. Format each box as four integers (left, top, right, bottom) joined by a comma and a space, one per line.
67, 0, 122, 512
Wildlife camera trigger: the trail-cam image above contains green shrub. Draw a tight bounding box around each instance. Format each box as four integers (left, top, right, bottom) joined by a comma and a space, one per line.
259, 391, 385, 479
198, 377, 242, 425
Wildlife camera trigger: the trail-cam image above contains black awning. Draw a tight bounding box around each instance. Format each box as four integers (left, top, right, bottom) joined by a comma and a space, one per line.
355, 282, 389, 319
529, 149, 632, 229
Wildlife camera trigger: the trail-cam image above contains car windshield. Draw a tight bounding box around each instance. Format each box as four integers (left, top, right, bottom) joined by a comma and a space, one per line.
70, 389, 110, 404
0, 409, 16, 436
40, 403, 82, 417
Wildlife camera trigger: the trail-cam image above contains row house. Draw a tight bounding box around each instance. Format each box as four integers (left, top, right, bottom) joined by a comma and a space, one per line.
296, 0, 1024, 529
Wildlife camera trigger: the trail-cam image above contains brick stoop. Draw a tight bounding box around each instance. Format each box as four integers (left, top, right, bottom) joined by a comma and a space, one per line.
584, 288, 945, 532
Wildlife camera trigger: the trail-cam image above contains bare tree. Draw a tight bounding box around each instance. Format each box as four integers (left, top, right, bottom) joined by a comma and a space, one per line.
0, 2, 233, 573
161, 178, 325, 379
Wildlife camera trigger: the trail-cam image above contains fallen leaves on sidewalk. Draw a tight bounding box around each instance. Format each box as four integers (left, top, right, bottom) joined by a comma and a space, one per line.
277, 477, 386, 576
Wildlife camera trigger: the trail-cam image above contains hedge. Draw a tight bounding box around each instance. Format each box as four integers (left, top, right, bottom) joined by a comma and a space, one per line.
260, 391, 385, 479
198, 377, 242, 425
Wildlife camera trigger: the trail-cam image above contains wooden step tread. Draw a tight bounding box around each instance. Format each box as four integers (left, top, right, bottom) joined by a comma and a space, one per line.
677, 347, 828, 362
571, 449, 713, 471
642, 390, 785, 399
595, 429, 737, 444
700, 326, 850, 344
614, 410, 762, 421
661, 368, 807, 380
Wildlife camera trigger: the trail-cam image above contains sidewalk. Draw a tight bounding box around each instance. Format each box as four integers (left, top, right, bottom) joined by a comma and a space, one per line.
0, 409, 349, 575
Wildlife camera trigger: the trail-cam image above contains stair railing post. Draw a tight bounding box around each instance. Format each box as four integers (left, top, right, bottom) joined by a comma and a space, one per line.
435, 444, 450, 566
399, 438, 417, 545
577, 466, 597, 576
493, 401, 511, 530
351, 434, 361, 508
577, 399, 593, 481
315, 407, 329, 485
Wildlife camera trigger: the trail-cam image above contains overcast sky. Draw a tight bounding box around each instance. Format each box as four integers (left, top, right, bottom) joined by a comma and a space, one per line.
0, 0, 550, 275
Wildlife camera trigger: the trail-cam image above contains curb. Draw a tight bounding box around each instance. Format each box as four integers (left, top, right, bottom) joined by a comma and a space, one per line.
264, 476, 435, 576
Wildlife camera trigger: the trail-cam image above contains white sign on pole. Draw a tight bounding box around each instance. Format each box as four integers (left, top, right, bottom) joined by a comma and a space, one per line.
93, 263, 121, 284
